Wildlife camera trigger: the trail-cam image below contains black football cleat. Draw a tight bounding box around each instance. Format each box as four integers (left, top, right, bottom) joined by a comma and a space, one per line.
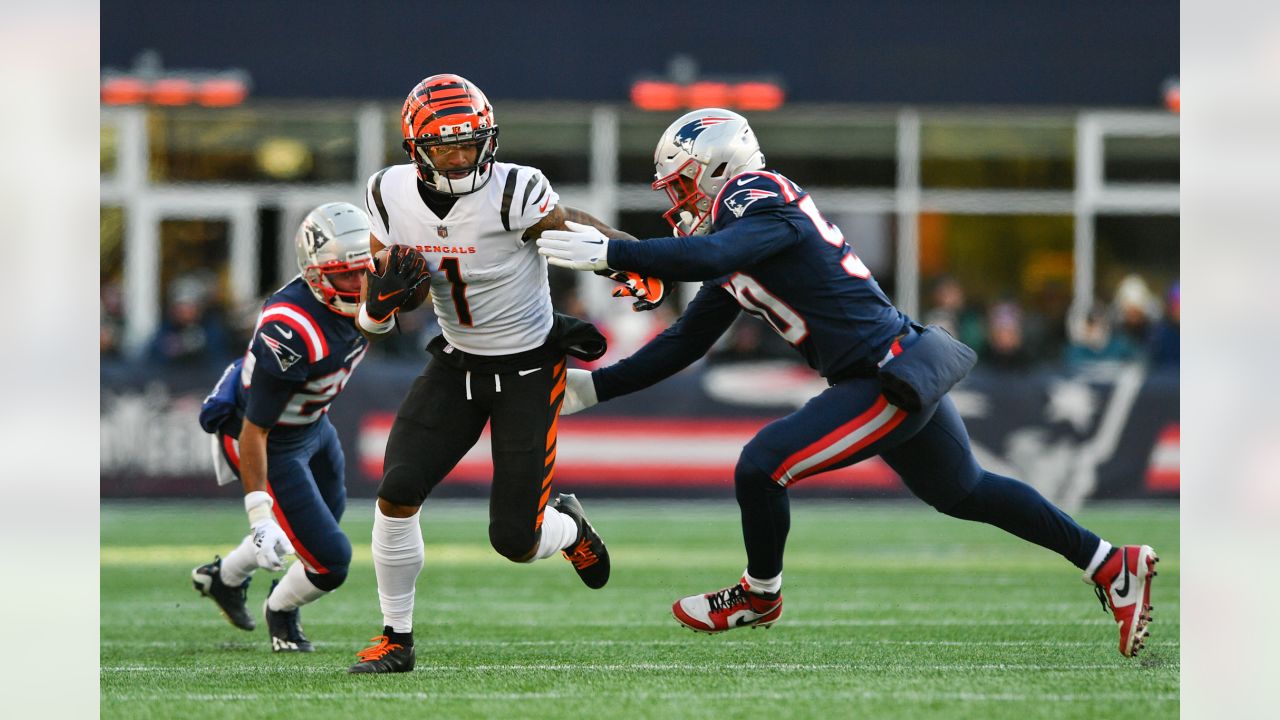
263, 579, 314, 653
552, 493, 610, 589
349, 630, 416, 674
191, 556, 255, 631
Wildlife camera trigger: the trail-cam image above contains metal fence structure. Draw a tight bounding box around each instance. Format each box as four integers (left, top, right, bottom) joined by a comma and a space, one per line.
101, 103, 1178, 357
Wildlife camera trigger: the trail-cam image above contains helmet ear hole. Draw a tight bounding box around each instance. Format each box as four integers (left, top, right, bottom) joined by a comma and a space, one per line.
711, 162, 728, 178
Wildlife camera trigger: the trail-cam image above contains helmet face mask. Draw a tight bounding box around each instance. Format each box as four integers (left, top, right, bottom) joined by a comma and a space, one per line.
652, 108, 766, 236
401, 74, 499, 196
295, 202, 373, 316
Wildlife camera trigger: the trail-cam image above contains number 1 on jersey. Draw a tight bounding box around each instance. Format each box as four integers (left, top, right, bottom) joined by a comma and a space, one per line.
439, 257, 473, 326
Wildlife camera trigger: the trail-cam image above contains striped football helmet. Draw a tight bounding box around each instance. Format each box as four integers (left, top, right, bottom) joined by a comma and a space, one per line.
652, 108, 765, 236
401, 74, 500, 196
295, 202, 373, 316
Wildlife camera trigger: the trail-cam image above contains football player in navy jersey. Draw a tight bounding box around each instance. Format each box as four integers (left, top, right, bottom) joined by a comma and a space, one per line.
193, 202, 373, 653
538, 109, 1159, 659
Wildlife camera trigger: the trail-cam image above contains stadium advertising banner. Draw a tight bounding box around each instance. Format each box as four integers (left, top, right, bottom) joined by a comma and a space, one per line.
101, 359, 1178, 506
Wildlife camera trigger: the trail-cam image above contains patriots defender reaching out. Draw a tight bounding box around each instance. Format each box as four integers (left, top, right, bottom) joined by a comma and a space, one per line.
193, 202, 374, 653
538, 108, 1159, 659
347, 74, 664, 674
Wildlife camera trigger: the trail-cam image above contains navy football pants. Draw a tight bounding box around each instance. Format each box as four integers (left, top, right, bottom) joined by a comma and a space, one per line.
216, 416, 352, 591
736, 378, 1101, 580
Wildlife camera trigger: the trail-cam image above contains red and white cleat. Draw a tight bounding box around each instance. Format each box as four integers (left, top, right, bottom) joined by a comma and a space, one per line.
1087, 544, 1159, 658
672, 578, 782, 633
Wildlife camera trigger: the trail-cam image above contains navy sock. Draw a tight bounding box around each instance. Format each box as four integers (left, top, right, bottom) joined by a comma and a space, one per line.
735, 456, 790, 580
945, 471, 1101, 569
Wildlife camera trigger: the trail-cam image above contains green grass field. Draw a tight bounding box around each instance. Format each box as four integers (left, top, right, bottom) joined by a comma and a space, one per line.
101, 499, 1178, 719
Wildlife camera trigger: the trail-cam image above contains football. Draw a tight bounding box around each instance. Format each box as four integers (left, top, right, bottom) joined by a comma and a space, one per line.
372, 246, 431, 313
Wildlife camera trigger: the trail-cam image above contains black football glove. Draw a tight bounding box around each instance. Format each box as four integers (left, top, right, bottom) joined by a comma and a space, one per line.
602, 270, 667, 312
365, 245, 430, 322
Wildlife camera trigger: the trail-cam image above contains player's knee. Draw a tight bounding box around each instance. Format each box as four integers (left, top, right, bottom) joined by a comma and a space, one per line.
488, 522, 538, 563
305, 532, 352, 591
734, 448, 781, 496
305, 565, 348, 592
377, 463, 431, 509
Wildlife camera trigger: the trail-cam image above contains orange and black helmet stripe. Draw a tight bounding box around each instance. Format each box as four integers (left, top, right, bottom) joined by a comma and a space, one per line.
401, 74, 494, 142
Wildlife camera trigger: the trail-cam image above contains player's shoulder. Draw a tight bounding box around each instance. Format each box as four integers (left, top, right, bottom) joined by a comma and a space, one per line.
712, 170, 805, 226
366, 163, 416, 190
255, 279, 333, 363
491, 161, 555, 231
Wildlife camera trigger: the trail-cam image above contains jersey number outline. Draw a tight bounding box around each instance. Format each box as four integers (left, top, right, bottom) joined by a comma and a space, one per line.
723, 273, 809, 345
439, 257, 474, 326
796, 195, 871, 279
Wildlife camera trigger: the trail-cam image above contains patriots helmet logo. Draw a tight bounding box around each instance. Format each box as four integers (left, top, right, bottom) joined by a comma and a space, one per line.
724, 188, 778, 218
301, 220, 329, 252
672, 116, 733, 155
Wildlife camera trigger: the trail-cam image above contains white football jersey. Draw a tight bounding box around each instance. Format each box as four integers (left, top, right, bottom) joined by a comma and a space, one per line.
365, 162, 560, 355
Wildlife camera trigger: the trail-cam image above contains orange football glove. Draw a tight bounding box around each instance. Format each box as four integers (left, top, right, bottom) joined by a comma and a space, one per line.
604, 271, 666, 312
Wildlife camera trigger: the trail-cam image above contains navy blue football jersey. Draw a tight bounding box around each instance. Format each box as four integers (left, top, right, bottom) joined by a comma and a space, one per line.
597, 170, 908, 400
238, 278, 368, 427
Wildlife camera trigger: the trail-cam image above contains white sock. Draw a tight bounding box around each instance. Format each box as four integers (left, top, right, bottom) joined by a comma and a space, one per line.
743, 570, 782, 595
373, 505, 424, 633
1083, 540, 1114, 581
267, 560, 329, 612
219, 534, 258, 587
531, 505, 579, 561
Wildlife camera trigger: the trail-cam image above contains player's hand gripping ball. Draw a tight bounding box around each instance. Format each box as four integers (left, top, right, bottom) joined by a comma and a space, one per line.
367, 245, 431, 320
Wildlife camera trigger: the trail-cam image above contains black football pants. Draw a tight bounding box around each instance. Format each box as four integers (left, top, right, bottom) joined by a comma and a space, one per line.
378, 354, 567, 562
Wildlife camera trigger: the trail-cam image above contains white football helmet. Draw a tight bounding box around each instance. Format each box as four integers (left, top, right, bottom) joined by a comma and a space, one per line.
652, 108, 766, 236
295, 202, 373, 316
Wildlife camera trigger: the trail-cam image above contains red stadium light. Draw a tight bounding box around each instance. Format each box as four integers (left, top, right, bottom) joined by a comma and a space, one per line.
149, 78, 197, 106
630, 76, 785, 112
198, 78, 250, 107
733, 82, 785, 111
631, 80, 683, 111
684, 81, 733, 109
101, 76, 148, 105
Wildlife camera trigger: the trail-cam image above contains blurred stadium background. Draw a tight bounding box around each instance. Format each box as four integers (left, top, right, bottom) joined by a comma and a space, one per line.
100, 2, 1178, 510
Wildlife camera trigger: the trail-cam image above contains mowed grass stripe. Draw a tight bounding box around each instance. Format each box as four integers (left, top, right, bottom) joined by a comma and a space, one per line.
101, 500, 1178, 720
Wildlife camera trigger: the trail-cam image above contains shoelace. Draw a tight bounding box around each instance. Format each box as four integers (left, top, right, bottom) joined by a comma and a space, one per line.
355, 636, 403, 662
564, 538, 598, 569
1094, 585, 1111, 613
707, 585, 749, 614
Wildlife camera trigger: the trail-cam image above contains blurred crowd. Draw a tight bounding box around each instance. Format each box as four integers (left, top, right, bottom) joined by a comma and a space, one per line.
101, 270, 1178, 375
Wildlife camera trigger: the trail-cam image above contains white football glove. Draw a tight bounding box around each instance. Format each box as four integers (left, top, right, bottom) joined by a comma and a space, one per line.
245, 490, 294, 571
537, 221, 611, 271
560, 368, 599, 416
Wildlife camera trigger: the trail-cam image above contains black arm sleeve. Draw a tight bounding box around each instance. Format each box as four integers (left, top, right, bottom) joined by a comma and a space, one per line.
605, 212, 800, 281
243, 370, 297, 429
592, 285, 741, 402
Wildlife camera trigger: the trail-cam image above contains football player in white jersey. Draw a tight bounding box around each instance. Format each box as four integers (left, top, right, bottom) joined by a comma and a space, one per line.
348, 74, 663, 673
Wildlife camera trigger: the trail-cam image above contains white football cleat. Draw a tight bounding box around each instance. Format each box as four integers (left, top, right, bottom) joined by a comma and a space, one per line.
1087, 544, 1159, 658
672, 578, 782, 633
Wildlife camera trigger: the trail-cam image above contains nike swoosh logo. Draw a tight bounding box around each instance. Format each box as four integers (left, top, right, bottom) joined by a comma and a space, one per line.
376, 289, 404, 302
1115, 552, 1131, 598
736, 176, 758, 186
733, 615, 754, 627
276, 327, 293, 339
539, 196, 551, 213
583, 238, 604, 245
518, 368, 540, 376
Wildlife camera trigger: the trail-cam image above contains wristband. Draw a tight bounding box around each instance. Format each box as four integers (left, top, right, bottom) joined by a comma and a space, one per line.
358, 303, 396, 334
245, 490, 274, 526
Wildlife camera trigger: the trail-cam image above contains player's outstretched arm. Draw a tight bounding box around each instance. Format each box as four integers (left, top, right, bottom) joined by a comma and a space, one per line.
237, 420, 295, 571
527, 206, 667, 312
